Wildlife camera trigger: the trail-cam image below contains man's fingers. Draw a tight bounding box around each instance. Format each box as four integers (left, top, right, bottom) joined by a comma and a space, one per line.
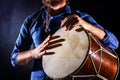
61, 15, 79, 31
67, 18, 78, 30
39, 35, 51, 48
38, 50, 46, 57
61, 19, 67, 27
43, 35, 51, 44
40, 41, 49, 51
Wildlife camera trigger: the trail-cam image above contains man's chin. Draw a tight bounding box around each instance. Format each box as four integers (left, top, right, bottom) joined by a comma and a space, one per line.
50, 7, 60, 11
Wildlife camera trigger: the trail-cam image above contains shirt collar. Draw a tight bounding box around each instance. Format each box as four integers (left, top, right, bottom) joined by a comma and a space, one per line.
64, 5, 72, 14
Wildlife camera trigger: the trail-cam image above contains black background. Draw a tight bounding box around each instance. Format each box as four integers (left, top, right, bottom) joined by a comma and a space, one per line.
0, 0, 119, 80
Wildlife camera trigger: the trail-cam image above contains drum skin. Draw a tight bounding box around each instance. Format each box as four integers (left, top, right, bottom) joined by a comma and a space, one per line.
42, 26, 119, 80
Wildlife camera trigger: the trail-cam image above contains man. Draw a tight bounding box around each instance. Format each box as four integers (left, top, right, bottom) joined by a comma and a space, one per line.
11, 0, 119, 80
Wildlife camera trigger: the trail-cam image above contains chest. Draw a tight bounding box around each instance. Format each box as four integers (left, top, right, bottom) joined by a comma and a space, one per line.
31, 20, 61, 47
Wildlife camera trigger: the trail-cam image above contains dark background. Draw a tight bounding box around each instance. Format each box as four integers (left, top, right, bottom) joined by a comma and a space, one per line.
0, 0, 119, 80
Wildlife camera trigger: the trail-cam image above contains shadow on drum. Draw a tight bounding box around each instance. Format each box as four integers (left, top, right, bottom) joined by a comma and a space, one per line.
45, 35, 65, 55
75, 27, 84, 32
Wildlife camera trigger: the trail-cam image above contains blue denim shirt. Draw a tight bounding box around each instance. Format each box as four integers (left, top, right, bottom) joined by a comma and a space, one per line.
11, 5, 119, 80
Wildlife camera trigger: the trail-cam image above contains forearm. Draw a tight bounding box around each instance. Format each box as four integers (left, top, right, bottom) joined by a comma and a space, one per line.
17, 49, 34, 66
81, 21, 106, 40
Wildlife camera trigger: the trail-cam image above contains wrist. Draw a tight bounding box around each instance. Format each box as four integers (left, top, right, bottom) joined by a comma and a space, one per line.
29, 49, 35, 59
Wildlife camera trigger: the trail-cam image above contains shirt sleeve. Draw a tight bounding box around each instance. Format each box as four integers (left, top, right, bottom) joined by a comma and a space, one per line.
102, 30, 119, 49
11, 16, 33, 67
75, 10, 119, 50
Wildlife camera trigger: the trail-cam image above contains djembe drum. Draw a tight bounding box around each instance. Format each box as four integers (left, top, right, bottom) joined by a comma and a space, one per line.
42, 26, 119, 80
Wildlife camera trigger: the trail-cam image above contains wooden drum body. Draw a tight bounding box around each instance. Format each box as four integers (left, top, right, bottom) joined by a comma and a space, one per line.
42, 26, 119, 80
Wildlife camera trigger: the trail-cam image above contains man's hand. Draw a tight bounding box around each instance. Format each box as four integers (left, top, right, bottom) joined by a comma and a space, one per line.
61, 14, 82, 31
31, 35, 51, 59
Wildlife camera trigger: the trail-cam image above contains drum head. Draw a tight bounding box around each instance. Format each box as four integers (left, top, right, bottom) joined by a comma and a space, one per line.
42, 26, 89, 79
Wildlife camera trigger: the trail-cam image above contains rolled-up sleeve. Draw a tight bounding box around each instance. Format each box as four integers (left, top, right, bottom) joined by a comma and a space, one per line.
11, 16, 33, 67
11, 48, 20, 67
102, 30, 119, 49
